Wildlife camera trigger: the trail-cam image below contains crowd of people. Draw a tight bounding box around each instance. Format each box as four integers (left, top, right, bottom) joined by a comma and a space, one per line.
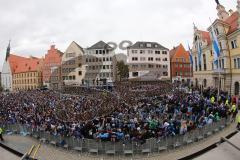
0, 82, 238, 144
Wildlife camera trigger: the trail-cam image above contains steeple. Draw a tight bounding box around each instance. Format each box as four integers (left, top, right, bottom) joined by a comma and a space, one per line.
5, 40, 11, 61
215, 0, 229, 20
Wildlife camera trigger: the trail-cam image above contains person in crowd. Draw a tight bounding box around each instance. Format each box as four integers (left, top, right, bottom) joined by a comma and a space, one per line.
0, 127, 4, 141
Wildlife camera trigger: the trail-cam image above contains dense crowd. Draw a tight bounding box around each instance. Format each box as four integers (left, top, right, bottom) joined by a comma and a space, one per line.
0, 82, 238, 144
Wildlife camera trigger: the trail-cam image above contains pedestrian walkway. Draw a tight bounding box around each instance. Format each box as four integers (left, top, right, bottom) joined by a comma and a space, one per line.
194, 132, 240, 160
1, 123, 238, 160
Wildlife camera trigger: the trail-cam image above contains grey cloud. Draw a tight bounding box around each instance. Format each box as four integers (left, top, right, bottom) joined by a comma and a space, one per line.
0, 0, 237, 69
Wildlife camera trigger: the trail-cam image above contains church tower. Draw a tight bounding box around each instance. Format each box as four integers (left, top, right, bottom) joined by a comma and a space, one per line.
215, 0, 229, 20
5, 40, 11, 61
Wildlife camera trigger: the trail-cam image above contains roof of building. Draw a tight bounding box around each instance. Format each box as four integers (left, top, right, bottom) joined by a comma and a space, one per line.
169, 44, 190, 63
8, 54, 42, 74
224, 11, 239, 35
199, 30, 211, 45
87, 41, 112, 50
128, 41, 169, 50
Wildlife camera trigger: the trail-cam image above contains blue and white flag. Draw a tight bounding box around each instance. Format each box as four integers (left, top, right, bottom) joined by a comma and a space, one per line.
188, 44, 193, 65
197, 41, 202, 66
211, 26, 221, 63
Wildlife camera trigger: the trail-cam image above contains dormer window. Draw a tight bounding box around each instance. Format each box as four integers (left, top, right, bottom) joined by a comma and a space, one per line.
146, 43, 151, 48
140, 43, 144, 47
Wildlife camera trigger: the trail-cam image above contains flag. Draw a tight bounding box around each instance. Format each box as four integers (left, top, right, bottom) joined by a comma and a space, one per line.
188, 44, 193, 65
197, 41, 202, 66
211, 26, 221, 64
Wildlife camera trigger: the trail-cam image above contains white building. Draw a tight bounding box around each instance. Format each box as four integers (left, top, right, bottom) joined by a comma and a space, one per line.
61, 41, 85, 86
127, 41, 170, 81
84, 41, 116, 86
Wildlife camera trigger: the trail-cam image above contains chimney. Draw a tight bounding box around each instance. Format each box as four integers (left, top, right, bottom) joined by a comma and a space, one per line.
229, 9, 234, 15
51, 45, 55, 49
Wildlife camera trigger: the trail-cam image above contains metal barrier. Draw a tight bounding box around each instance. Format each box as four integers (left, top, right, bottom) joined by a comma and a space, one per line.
1, 117, 231, 156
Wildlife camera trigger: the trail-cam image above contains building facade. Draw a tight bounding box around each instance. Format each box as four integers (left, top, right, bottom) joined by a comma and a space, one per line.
61, 41, 85, 86
43, 45, 63, 89
84, 41, 116, 86
170, 44, 192, 82
192, 0, 240, 95
127, 41, 170, 81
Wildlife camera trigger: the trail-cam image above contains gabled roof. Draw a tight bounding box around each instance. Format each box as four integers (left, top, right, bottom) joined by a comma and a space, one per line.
128, 41, 169, 50
199, 30, 211, 45
87, 41, 112, 50
169, 44, 190, 63
8, 54, 42, 74
224, 11, 239, 35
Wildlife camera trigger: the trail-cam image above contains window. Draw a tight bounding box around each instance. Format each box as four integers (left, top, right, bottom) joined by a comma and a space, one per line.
140, 57, 146, 61
132, 65, 138, 69
219, 42, 222, 50
234, 59, 237, 68
132, 57, 138, 61
148, 50, 153, 54
238, 58, 240, 68
148, 57, 153, 61
231, 40, 237, 49
215, 28, 219, 35
195, 57, 198, 71
155, 58, 161, 61
148, 64, 154, 68
222, 59, 224, 69
163, 65, 168, 68
162, 51, 167, 55
146, 43, 152, 47
132, 72, 139, 77
66, 52, 76, 58
163, 58, 168, 61
155, 51, 161, 54
163, 72, 168, 76
140, 43, 144, 47
210, 50, 213, 56
140, 50, 145, 54
72, 75, 76, 80
203, 54, 207, 71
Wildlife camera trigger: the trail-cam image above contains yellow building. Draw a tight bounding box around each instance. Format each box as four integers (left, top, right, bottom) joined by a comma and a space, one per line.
9, 55, 43, 91
192, 1, 240, 95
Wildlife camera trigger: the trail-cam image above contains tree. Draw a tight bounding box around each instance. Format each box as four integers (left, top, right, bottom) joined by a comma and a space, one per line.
0, 86, 3, 92
116, 61, 129, 81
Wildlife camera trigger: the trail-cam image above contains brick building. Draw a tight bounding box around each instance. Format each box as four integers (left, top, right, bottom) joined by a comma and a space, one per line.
42, 45, 63, 89
170, 44, 192, 83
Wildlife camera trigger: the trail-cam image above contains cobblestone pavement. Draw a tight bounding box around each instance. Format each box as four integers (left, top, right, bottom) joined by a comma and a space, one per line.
1, 146, 19, 160
1, 123, 238, 160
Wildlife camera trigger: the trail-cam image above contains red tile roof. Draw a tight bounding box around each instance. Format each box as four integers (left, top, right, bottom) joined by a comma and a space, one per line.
224, 11, 239, 35
199, 30, 211, 45
8, 54, 42, 74
170, 44, 190, 63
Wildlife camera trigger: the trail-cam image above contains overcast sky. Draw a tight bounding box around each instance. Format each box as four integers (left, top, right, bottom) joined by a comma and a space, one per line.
0, 0, 237, 70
